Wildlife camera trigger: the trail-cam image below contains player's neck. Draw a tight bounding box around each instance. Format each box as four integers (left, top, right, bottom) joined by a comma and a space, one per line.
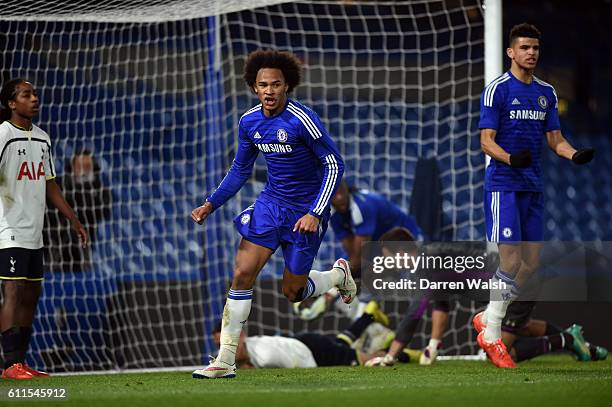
8, 115, 33, 131
510, 65, 534, 84
263, 108, 280, 118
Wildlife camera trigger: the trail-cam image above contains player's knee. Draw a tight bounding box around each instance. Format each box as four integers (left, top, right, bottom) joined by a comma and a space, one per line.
232, 265, 256, 290
520, 259, 539, 275
502, 259, 521, 275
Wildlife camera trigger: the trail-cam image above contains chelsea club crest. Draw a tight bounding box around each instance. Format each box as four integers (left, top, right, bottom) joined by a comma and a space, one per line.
503, 227, 513, 238
537, 95, 548, 109
277, 128, 288, 143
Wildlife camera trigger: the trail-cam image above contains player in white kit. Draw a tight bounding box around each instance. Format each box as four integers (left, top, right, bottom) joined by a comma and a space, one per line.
0, 79, 88, 379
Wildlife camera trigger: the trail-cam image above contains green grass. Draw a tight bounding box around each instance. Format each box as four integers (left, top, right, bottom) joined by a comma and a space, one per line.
1, 356, 611, 407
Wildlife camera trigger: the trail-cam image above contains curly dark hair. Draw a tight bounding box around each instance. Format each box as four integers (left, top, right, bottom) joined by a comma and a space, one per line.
509, 23, 541, 46
243, 50, 303, 93
0, 78, 27, 122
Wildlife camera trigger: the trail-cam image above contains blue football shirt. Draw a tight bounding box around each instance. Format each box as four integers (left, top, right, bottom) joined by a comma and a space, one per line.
208, 99, 344, 218
479, 71, 561, 192
330, 190, 424, 241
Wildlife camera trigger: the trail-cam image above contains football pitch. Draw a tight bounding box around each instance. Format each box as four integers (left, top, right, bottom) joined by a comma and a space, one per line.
0, 356, 610, 407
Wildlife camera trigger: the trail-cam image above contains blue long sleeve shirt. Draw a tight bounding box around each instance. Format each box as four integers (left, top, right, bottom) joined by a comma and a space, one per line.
208, 99, 344, 218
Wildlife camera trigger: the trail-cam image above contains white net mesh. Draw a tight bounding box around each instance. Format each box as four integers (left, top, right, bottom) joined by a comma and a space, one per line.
0, 0, 485, 372
0, 0, 289, 22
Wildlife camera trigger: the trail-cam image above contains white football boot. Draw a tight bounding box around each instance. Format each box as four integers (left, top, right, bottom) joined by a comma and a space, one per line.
419, 344, 440, 365
334, 258, 357, 304
192, 356, 236, 379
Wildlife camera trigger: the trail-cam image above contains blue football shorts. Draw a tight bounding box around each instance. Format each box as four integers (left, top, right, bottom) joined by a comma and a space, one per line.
234, 198, 329, 275
484, 191, 544, 243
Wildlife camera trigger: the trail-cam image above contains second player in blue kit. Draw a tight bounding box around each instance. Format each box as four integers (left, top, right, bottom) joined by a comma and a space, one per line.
474, 23, 594, 368
190, 50, 356, 379
480, 64, 560, 243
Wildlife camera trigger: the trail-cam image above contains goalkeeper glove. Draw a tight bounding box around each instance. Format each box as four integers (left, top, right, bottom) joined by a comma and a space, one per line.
572, 148, 594, 165
509, 150, 532, 168
364, 353, 396, 367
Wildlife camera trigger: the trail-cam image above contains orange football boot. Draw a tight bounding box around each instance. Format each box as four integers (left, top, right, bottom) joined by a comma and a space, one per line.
477, 331, 516, 369
2, 363, 35, 380
22, 364, 50, 378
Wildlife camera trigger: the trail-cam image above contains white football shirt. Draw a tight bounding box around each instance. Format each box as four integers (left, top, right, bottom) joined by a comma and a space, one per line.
0, 121, 56, 249
245, 336, 317, 368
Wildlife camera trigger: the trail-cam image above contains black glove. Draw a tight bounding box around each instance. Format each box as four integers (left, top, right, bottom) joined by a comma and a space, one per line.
509, 150, 532, 168
572, 148, 594, 165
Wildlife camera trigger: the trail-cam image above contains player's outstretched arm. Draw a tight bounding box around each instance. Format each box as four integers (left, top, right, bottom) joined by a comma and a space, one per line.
46, 179, 89, 247
480, 128, 531, 168
546, 130, 594, 165
202, 121, 259, 215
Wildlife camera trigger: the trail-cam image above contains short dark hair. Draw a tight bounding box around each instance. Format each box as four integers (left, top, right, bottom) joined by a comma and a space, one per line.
509, 23, 541, 46
243, 50, 303, 93
379, 227, 416, 243
74, 147, 93, 156
0, 78, 28, 122
379, 227, 418, 256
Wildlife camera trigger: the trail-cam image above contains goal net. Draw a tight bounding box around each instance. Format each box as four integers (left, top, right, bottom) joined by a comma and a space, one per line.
0, 0, 485, 372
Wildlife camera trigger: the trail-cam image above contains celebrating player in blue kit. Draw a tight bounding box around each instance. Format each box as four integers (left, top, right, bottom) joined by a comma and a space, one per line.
190, 50, 353, 379
473, 24, 594, 368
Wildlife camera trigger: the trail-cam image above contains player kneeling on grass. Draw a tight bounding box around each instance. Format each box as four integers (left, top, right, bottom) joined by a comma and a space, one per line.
0, 79, 88, 380
191, 50, 354, 379
364, 228, 451, 367
331, 182, 425, 319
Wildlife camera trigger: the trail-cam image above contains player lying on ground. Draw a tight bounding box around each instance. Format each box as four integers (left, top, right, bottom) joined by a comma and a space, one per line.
476, 23, 594, 368
194, 301, 393, 374
474, 301, 607, 363
298, 226, 450, 365
368, 300, 607, 367
362, 229, 606, 366
190, 50, 354, 379
0, 79, 88, 380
